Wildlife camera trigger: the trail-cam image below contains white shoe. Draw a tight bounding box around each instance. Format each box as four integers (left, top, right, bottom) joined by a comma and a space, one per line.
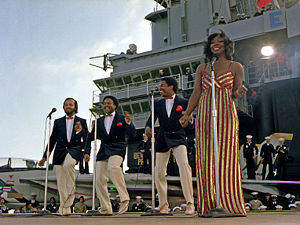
118, 200, 129, 214
185, 203, 195, 215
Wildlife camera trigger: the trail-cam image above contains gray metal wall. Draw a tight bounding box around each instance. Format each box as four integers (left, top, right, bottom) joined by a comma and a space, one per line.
151, 15, 168, 50
150, 0, 212, 50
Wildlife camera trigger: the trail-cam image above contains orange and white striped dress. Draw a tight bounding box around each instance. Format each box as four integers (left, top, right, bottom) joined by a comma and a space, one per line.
195, 63, 246, 216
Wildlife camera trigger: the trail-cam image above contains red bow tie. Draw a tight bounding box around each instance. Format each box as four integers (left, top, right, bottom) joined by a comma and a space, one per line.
105, 114, 113, 117
164, 97, 173, 100
66, 116, 74, 120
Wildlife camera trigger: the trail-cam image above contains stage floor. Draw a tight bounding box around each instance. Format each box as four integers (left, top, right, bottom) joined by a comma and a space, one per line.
1, 211, 300, 225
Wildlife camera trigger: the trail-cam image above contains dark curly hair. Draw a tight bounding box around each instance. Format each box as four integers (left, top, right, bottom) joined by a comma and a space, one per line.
161, 76, 178, 93
204, 30, 234, 61
103, 95, 119, 109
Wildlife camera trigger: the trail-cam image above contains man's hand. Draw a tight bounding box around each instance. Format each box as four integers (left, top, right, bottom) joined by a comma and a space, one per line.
38, 158, 46, 167
75, 121, 83, 133
140, 149, 145, 153
124, 111, 131, 124
84, 154, 90, 162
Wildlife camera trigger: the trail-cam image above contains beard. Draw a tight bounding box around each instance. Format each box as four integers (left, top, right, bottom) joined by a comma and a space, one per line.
64, 108, 76, 116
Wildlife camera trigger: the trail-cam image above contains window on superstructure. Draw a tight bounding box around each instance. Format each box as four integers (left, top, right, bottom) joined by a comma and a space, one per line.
191, 61, 201, 73
132, 103, 142, 113
181, 63, 190, 74
170, 66, 181, 75
141, 101, 151, 112
115, 78, 124, 87
106, 79, 115, 88
122, 104, 133, 114
141, 72, 151, 81
97, 81, 108, 92
151, 70, 159, 79
116, 107, 123, 114
132, 74, 142, 83
162, 67, 171, 76
124, 76, 133, 84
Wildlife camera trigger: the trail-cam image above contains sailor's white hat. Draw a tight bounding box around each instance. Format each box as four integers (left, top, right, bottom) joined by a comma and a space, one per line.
172, 206, 181, 212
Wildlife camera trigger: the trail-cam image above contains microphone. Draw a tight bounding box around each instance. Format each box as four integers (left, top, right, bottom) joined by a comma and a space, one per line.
211, 54, 219, 65
47, 108, 57, 118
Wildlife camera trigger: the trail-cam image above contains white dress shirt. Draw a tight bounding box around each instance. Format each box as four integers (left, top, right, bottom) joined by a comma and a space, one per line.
66, 115, 75, 142
104, 111, 115, 134
165, 94, 176, 118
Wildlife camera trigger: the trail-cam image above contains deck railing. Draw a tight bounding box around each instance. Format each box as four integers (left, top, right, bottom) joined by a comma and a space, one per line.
93, 72, 253, 121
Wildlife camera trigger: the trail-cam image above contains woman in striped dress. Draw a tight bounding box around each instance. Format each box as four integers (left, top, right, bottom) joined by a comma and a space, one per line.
180, 31, 247, 216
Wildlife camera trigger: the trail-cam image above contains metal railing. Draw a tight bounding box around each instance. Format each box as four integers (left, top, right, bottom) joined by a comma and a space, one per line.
98, 74, 181, 102
94, 72, 252, 119
245, 59, 298, 88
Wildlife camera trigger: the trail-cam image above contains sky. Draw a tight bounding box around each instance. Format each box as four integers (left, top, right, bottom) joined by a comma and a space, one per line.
0, 0, 157, 164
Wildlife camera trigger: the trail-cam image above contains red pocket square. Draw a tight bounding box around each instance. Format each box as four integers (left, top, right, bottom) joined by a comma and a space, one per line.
176, 105, 183, 111
117, 122, 123, 126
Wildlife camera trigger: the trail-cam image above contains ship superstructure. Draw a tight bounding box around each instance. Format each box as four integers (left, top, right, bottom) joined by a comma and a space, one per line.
91, 0, 300, 178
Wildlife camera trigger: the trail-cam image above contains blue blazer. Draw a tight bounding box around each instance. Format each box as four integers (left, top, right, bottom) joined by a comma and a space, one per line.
43, 116, 89, 165
145, 95, 192, 152
86, 112, 136, 161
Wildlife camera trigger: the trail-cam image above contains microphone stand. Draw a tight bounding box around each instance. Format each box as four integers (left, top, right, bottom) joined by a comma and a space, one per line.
142, 89, 156, 216
142, 89, 172, 216
202, 59, 235, 218
37, 116, 52, 215
150, 89, 155, 212
84, 111, 101, 216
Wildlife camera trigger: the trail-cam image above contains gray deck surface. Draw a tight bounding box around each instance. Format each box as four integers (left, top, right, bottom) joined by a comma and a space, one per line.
1, 211, 300, 225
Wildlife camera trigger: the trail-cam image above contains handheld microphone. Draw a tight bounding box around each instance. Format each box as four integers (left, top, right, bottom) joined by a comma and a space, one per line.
47, 108, 57, 118
211, 54, 219, 65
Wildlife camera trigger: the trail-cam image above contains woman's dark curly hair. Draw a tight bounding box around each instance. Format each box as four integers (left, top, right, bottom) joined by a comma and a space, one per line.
204, 30, 234, 61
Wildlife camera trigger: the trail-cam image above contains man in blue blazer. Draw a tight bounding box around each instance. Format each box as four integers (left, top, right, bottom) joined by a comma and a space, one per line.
85, 95, 136, 215
38, 98, 89, 215
145, 77, 194, 215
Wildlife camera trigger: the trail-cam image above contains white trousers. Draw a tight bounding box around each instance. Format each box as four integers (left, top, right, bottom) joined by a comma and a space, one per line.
96, 155, 129, 214
155, 145, 194, 209
55, 153, 77, 213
